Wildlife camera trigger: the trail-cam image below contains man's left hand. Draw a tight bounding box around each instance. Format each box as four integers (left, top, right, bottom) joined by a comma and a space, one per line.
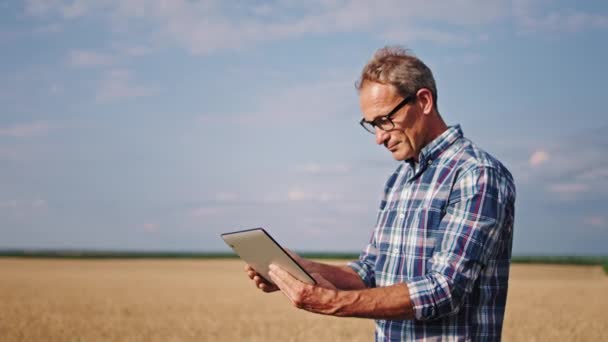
268, 264, 345, 316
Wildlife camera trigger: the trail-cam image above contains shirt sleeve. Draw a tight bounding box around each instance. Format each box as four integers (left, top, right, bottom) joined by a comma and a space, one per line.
347, 165, 405, 289
406, 166, 514, 321
347, 231, 378, 288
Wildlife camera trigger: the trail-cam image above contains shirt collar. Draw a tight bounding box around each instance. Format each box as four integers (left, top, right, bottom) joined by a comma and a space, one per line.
406, 124, 464, 172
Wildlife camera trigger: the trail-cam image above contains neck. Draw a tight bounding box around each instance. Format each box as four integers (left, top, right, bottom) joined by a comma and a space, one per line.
423, 114, 448, 146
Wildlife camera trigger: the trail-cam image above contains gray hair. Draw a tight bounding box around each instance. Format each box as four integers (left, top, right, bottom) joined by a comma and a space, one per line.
356, 46, 438, 110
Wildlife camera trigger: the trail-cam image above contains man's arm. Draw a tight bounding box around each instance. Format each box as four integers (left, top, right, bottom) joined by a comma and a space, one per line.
269, 264, 415, 319
268, 166, 514, 321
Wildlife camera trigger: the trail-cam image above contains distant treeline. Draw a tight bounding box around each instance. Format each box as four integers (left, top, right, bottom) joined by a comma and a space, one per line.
1, 249, 606, 274
0, 250, 605, 262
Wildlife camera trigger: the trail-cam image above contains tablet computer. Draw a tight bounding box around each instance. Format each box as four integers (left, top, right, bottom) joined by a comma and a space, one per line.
221, 227, 316, 285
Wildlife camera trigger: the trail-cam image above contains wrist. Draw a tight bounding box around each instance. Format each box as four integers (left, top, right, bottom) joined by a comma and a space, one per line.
331, 289, 359, 317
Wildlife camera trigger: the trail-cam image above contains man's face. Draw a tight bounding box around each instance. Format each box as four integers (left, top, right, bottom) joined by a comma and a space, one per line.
359, 82, 425, 161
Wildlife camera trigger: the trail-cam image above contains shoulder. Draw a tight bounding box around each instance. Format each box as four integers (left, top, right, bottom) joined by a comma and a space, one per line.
446, 138, 516, 200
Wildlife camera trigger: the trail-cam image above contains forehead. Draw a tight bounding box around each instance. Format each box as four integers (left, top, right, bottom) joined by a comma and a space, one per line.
359, 82, 401, 121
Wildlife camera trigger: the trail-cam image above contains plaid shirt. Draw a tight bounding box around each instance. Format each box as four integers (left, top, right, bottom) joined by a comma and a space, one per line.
349, 125, 516, 341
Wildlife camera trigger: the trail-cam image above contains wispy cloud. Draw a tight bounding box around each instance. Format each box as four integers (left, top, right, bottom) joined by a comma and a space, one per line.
189, 206, 224, 218
583, 216, 606, 228
23, 1, 608, 59
292, 163, 353, 175
512, 0, 608, 33
25, 0, 90, 18
0, 121, 51, 138
0, 198, 48, 219
547, 182, 589, 196
501, 128, 608, 200
287, 188, 343, 202
215, 192, 239, 203
140, 222, 160, 233
19, 0, 516, 55
95, 69, 157, 103
529, 149, 550, 167
69, 49, 115, 67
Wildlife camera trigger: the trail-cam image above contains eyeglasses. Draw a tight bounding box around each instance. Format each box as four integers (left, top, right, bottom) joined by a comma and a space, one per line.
359, 95, 415, 134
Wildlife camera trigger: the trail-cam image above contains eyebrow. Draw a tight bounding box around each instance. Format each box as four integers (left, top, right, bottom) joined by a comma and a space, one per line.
365, 96, 412, 123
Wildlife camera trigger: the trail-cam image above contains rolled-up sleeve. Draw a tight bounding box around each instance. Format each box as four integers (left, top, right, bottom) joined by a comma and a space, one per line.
348, 233, 378, 288
406, 166, 512, 321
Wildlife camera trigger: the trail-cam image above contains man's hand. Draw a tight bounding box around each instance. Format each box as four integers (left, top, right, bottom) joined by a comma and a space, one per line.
268, 263, 345, 316
245, 265, 279, 293
244, 249, 307, 293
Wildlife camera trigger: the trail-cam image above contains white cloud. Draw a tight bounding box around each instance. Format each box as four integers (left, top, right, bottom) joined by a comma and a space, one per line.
512, 0, 608, 33
547, 182, 589, 195
69, 50, 115, 67
20, 0, 518, 56
24, 0, 608, 57
287, 188, 342, 202
529, 149, 550, 167
121, 45, 151, 57
95, 69, 157, 103
189, 206, 224, 217
579, 168, 608, 181
519, 11, 608, 33
583, 216, 605, 228
25, 0, 99, 19
294, 163, 352, 175
0, 121, 51, 138
215, 192, 239, 202
0, 198, 48, 219
383, 27, 474, 46
141, 222, 160, 232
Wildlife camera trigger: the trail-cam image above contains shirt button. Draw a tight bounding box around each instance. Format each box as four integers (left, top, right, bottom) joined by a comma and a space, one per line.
399, 213, 406, 219
393, 248, 399, 253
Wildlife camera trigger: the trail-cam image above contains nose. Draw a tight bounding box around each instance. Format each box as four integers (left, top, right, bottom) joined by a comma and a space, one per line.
375, 129, 389, 145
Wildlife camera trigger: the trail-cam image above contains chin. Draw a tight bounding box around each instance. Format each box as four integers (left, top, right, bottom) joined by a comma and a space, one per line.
391, 150, 407, 161
390, 148, 414, 161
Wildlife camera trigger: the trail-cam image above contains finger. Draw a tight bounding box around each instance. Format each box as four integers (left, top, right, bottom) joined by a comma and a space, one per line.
268, 265, 303, 301
269, 264, 302, 288
268, 269, 291, 297
258, 282, 276, 292
253, 275, 265, 286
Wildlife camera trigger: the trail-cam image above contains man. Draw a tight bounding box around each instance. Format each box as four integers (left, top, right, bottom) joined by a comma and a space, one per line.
246, 46, 516, 341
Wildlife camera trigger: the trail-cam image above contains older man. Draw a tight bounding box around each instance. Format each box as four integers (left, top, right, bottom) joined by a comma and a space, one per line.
246, 46, 516, 341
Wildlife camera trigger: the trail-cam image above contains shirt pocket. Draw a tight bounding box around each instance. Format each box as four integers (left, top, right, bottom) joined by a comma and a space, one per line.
375, 207, 443, 282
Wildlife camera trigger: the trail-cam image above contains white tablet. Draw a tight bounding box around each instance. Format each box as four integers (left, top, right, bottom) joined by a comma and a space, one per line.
221, 227, 316, 285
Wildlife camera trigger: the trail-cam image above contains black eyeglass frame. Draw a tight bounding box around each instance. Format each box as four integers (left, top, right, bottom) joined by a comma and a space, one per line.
359, 94, 416, 134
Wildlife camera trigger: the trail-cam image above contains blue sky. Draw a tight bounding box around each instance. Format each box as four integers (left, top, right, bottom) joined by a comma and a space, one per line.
1, 0, 607, 255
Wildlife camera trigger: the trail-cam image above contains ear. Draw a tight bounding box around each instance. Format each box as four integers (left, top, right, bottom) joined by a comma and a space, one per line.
416, 88, 434, 115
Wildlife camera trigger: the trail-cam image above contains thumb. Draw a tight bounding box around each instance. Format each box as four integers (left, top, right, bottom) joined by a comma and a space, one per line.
311, 273, 337, 290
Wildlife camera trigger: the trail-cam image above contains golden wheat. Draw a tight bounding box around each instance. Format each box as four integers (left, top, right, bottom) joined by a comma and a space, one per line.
0, 259, 606, 341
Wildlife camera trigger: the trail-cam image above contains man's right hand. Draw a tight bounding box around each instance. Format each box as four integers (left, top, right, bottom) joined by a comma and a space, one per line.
245, 249, 310, 293
245, 265, 279, 292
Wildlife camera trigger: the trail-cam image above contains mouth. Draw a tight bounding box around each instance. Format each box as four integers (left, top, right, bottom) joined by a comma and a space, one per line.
387, 142, 399, 152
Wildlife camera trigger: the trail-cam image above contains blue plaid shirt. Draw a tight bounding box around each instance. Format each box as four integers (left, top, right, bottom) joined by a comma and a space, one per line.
349, 125, 515, 341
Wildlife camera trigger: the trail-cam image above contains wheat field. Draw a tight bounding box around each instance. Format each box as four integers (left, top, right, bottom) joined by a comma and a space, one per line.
0, 259, 606, 341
